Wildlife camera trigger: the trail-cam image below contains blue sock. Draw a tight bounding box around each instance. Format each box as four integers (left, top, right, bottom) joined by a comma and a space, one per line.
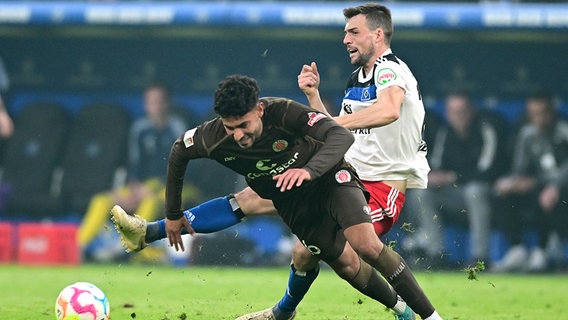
276, 264, 319, 314
145, 196, 243, 243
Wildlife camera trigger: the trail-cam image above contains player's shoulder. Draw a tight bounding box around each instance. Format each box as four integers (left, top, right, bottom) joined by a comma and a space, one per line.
182, 117, 225, 149
375, 52, 401, 66
260, 96, 292, 107
261, 96, 310, 114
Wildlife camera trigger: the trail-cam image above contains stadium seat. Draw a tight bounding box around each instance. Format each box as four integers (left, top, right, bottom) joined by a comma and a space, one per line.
1, 102, 69, 217
58, 103, 131, 215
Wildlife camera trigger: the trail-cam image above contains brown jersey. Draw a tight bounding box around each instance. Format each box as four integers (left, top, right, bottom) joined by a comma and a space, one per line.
165, 97, 355, 220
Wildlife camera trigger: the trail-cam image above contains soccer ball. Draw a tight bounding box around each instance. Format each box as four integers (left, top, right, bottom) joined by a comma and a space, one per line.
55, 282, 110, 320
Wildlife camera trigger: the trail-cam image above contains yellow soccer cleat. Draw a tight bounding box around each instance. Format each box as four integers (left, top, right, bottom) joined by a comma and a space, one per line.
110, 205, 148, 252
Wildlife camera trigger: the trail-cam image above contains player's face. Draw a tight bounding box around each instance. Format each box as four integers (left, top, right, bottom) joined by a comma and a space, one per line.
343, 14, 377, 68
221, 103, 264, 149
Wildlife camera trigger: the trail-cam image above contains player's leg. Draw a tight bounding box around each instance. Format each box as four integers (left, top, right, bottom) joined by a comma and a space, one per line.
145, 187, 274, 238
330, 184, 440, 320
234, 187, 278, 216
237, 232, 412, 319
327, 240, 415, 317
328, 186, 415, 319
111, 187, 276, 252
343, 222, 442, 320
244, 185, 410, 320
235, 242, 319, 320
112, 195, 244, 252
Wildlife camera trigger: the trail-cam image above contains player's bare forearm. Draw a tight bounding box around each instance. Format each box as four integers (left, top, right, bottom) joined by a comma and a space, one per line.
306, 92, 331, 117
298, 61, 332, 117
336, 89, 402, 130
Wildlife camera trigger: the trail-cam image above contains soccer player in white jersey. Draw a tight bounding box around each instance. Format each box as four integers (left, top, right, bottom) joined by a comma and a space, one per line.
331, 47, 430, 236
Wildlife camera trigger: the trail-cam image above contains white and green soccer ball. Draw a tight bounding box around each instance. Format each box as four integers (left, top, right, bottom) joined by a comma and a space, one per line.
55, 282, 110, 320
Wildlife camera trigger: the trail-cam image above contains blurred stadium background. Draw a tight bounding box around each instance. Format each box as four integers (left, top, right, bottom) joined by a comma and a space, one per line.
0, 1, 567, 267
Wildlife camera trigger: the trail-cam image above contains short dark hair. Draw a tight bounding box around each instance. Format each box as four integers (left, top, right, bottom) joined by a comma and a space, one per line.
343, 3, 393, 45
214, 74, 260, 118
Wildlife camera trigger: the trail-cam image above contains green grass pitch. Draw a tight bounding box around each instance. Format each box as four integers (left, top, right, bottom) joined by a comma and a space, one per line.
0, 263, 566, 319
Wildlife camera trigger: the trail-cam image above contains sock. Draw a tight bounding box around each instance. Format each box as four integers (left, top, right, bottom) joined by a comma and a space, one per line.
275, 264, 319, 315
392, 296, 408, 314
375, 246, 436, 319
345, 258, 398, 309
145, 195, 244, 243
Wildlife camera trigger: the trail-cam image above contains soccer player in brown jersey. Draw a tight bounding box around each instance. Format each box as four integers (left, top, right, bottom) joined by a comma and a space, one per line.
113, 74, 438, 319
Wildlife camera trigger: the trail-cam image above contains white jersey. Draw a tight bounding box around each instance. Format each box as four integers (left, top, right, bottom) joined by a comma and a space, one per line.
340, 49, 430, 189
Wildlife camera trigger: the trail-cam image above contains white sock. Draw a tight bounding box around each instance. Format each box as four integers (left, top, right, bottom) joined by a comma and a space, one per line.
424, 311, 443, 320
392, 297, 407, 314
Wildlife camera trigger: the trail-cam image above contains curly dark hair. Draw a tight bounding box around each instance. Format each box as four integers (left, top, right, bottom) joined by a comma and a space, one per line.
213, 74, 260, 118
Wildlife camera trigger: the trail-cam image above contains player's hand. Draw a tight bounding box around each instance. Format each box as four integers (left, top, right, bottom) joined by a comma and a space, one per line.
273, 168, 311, 192
298, 62, 320, 97
165, 215, 194, 252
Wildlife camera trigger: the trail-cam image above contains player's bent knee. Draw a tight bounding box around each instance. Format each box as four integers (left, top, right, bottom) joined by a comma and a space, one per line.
330, 262, 360, 281
234, 187, 277, 216
352, 241, 383, 263
291, 240, 319, 271
327, 243, 362, 280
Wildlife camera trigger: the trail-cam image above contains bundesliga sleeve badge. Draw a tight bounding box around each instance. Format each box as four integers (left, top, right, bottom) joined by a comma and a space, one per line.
183, 128, 197, 148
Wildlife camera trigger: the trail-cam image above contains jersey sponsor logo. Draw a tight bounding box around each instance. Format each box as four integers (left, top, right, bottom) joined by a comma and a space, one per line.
307, 112, 326, 126
247, 152, 300, 180
183, 128, 197, 148
335, 169, 351, 183
256, 159, 277, 171
376, 68, 397, 86
351, 128, 371, 134
272, 139, 288, 152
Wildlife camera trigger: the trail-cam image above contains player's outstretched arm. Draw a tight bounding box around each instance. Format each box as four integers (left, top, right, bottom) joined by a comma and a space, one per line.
298, 62, 331, 117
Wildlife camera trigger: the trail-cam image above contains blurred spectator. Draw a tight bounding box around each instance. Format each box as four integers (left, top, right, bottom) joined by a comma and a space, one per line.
0, 56, 14, 141
0, 57, 14, 214
78, 82, 200, 260
402, 92, 503, 268
0, 95, 14, 140
492, 93, 568, 273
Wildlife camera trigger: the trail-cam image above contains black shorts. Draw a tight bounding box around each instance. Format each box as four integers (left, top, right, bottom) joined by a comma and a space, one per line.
272, 166, 371, 263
